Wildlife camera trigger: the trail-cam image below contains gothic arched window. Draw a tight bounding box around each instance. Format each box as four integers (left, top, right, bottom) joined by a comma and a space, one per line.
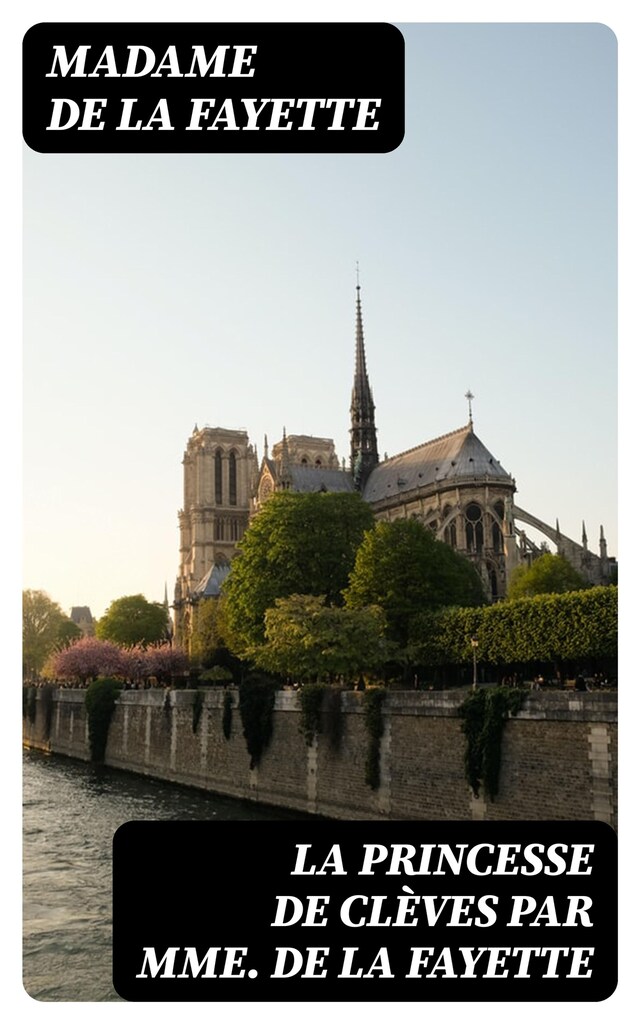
465, 503, 484, 552
259, 476, 273, 503
214, 449, 223, 504
229, 450, 237, 506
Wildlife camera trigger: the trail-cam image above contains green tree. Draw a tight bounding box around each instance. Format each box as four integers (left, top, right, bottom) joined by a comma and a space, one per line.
254, 594, 389, 681
56, 618, 83, 648
189, 595, 241, 681
223, 492, 374, 655
23, 589, 76, 679
95, 594, 168, 647
507, 553, 589, 600
190, 597, 229, 664
344, 518, 485, 646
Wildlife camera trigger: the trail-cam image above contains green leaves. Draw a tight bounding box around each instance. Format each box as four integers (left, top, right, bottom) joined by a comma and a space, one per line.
223, 492, 374, 655
255, 595, 388, 682
22, 589, 76, 678
412, 586, 617, 666
507, 553, 589, 599
345, 519, 486, 645
96, 594, 169, 647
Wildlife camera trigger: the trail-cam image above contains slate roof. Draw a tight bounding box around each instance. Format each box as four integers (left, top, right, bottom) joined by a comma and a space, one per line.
363, 424, 512, 504
70, 606, 93, 623
192, 563, 232, 598
287, 466, 356, 494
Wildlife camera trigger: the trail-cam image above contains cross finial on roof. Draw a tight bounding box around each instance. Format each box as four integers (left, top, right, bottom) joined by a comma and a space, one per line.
356, 260, 360, 290
465, 389, 474, 426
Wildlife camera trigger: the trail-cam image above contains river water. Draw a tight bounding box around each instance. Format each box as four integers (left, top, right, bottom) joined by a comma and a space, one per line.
22, 748, 305, 1001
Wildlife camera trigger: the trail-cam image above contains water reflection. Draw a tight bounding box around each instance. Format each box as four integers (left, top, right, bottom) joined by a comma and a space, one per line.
23, 748, 305, 1001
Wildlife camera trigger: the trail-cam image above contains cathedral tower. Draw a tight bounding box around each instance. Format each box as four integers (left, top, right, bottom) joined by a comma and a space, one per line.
350, 275, 379, 489
174, 425, 257, 645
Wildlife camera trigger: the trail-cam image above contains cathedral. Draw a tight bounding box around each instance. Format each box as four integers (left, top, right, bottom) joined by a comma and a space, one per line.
174, 283, 613, 644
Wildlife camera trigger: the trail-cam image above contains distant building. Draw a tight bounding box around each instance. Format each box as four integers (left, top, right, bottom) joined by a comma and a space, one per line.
174, 281, 614, 641
70, 606, 94, 637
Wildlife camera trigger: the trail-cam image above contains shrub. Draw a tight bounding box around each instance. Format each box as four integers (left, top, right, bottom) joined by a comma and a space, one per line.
412, 586, 617, 668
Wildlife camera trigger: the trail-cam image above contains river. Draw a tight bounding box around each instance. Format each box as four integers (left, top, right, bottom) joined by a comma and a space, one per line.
22, 747, 306, 1001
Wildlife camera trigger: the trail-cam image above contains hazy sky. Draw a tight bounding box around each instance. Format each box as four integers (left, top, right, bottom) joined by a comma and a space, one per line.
23, 22, 617, 620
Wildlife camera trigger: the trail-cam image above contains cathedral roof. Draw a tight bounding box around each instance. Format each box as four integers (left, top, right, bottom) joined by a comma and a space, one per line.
70, 606, 93, 623
362, 424, 512, 503
287, 466, 355, 494
192, 562, 231, 598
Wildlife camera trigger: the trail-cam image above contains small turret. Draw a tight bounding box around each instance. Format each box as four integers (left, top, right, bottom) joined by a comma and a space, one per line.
279, 428, 291, 489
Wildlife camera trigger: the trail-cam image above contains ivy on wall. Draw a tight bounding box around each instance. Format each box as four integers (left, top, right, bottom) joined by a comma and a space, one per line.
299, 683, 330, 746
23, 687, 37, 724
40, 685, 55, 740
84, 677, 122, 763
238, 676, 278, 769
222, 690, 234, 740
459, 687, 526, 800
192, 691, 204, 734
363, 687, 387, 790
323, 686, 344, 751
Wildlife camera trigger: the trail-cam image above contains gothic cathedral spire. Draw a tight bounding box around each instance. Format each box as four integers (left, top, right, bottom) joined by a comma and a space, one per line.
350, 271, 379, 489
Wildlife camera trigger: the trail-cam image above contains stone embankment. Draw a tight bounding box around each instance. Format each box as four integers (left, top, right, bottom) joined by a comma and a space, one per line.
22, 687, 617, 826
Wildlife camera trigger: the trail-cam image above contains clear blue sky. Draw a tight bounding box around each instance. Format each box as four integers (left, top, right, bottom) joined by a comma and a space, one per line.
23, 22, 617, 619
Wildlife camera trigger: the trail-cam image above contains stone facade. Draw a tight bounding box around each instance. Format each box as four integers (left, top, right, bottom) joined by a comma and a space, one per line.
23, 688, 617, 828
361, 426, 519, 600
174, 426, 258, 644
255, 433, 354, 512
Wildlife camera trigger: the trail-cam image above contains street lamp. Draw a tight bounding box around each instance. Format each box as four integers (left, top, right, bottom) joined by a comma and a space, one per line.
470, 636, 479, 690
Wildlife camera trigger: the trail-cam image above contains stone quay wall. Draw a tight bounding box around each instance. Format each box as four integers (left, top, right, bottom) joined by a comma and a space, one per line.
22, 688, 617, 827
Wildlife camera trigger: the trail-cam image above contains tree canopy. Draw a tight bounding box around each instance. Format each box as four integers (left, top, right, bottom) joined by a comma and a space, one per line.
22, 589, 79, 678
507, 553, 589, 600
223, 491, 375, 655
344, 518, 486, 645
51, 636, 128, 683
253, 594, 388, 682
190, 595, 230, 665
95, 594, 169, 646
411, 586, 617, 668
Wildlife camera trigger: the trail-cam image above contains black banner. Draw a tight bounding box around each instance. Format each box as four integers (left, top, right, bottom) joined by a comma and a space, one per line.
23, 22, 404, 153
113, 819, 616, 1001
